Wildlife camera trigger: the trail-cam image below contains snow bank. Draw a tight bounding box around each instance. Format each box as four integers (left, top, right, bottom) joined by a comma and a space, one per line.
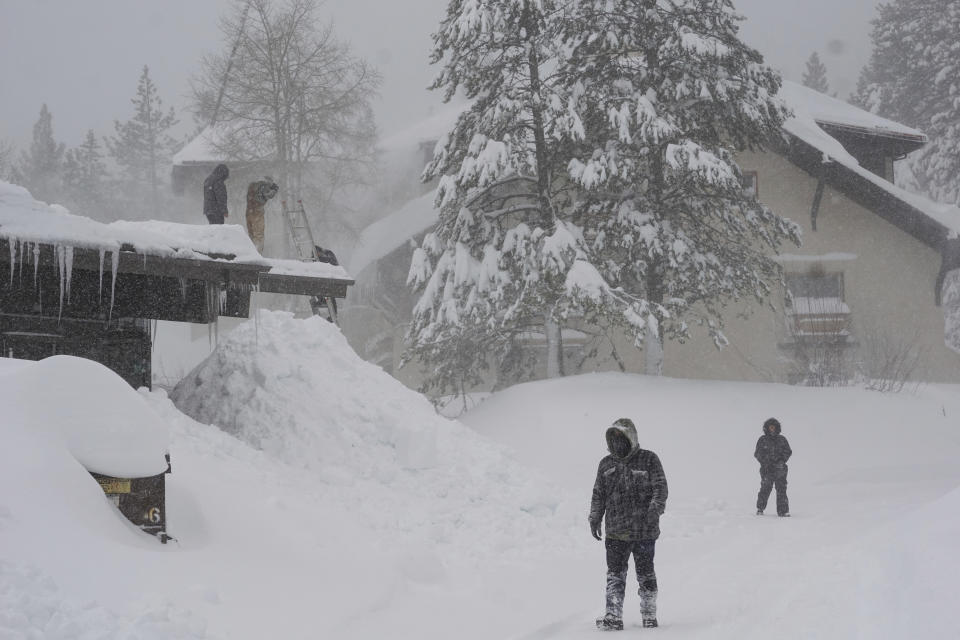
170, 310, 577, 557
0, 355, 168, 477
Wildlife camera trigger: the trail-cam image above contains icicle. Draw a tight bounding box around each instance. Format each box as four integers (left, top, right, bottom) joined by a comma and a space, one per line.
32, 242, 39, 290
219, 287, 227, 314
57, 245, 65, 322
8, 237, 15, 287
18, 238, 24, 286
64, 246, 73, 304
98, 248, 105, 305
179, 277, 187, 301
108, 250, 119, 323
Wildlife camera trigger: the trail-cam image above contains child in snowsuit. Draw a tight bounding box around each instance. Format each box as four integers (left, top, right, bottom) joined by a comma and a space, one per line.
589, 418, 668, 631
755, 417, 792, 517
245, 177, 279, 253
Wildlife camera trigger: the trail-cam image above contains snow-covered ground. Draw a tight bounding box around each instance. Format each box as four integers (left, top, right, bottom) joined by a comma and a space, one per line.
2, 312, 959, 639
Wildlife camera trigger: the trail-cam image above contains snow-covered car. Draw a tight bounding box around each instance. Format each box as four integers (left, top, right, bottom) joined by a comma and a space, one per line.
0, 354, 172, 542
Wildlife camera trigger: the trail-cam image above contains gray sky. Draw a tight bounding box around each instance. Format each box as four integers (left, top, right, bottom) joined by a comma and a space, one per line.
0, 0, 881, 150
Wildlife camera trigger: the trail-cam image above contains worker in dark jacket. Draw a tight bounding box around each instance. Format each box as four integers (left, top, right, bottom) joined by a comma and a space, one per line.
755, 417, 792, 517
245, 177, 279, 252
589, 418, 668, 631
203, 164, 230, 224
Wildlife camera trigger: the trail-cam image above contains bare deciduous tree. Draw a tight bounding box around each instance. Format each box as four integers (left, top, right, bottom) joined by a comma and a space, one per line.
192, 0, 380, 244
855, 323, 925, 393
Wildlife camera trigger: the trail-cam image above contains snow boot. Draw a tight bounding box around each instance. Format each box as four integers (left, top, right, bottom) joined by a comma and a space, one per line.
778, 512, 790, 517
756, 509, 763, 516
640, 589, 658, 629
596, 614, 623, 631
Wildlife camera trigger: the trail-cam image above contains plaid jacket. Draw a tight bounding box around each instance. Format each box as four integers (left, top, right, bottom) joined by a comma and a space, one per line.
590, 442, 668, 541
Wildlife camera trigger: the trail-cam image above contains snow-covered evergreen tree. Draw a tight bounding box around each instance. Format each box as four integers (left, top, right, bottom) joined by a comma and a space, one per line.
107, 66, 180, 217
802, 52, 830, 94
561, 0, 801, 374
407, 0, 652, 394
852, 0, 960, 203
15, 104, 65, 204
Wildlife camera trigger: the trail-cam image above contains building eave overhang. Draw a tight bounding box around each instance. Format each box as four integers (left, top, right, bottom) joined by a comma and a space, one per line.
0, 238, 353, 306
780, 133, 948, 251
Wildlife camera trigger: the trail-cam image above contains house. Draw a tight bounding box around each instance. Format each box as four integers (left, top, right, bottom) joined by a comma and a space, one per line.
343, 81, 960, 389
0, 180, 353, 388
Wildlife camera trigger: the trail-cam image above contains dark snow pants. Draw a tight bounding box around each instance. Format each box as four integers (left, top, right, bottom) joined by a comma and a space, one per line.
605, 539, 657, 620
757, 465, 789, 515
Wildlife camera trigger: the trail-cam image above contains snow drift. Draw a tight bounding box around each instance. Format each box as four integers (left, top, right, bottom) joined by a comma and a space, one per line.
170, 310, 578, 557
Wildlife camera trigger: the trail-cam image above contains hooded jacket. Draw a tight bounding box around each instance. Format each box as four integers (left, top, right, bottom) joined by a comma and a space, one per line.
589, 419, 668, 541
754, 419, 792, 470
203, 164, 230, 219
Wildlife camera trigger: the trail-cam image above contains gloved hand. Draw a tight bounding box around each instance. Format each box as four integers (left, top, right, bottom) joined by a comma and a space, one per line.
590, 520, 602, 540
646, 508, 660, 526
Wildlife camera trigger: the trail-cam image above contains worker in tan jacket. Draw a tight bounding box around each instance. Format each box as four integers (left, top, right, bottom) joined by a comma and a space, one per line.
245, 177, 279, 253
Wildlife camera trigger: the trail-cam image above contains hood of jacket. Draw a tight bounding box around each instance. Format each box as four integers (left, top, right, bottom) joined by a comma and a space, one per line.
605, 418, 639, 458
211, 163, 229, 181
762, 418, 781, 435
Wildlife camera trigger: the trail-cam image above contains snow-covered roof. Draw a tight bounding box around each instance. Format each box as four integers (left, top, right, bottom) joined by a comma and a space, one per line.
378, 103, 466, 155
172, 126, 223, 165
348, 191, 439, 274
779, 82, 925, 141
0, 181, 351, 282
350, 81, 960, 274
780, 82, 960, 237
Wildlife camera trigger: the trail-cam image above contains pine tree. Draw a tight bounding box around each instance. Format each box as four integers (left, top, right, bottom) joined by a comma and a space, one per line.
108, 65, 179, 217
16, 104, 65, 204
561, 0, 801, 374
63, 130, 113, 219
802, 52, 830, 94
407, 0, 638, 394
852, 0, 960, 203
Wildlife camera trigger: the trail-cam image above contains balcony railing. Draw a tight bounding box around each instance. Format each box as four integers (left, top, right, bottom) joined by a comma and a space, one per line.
787, 296, 851, 338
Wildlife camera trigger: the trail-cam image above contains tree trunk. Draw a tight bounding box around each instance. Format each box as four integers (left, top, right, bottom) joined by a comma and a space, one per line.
644, 316, 664, 376
521, 1, 554, 231
544, 312, 564, 378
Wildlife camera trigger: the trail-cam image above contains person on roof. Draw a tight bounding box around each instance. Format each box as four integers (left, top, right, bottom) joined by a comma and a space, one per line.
589, 418, 668, 631
754, 417, 792, 517
245, 177, 280, 253
203, 164, 230, 225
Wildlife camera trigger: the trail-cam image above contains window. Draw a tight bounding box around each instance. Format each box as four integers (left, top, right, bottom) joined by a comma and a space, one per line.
783, 269, 852, 385
741, 171, 758, 199
784, 270, 850, 338
785, 272, 843, 299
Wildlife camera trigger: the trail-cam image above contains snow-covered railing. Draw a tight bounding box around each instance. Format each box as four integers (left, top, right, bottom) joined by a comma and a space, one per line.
787, 296, 851, 337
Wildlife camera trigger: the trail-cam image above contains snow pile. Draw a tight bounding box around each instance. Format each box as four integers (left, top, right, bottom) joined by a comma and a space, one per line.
3, 348, 960, 638
0, 356, 168, 477
0, 561, 207, 640
170, 310, 577, 556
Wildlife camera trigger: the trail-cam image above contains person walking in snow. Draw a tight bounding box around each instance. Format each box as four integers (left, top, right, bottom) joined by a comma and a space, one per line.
754, 417, 792, 517
203, 163, 230, 225
245, 176, 279, 253
589, 418, 668, 631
